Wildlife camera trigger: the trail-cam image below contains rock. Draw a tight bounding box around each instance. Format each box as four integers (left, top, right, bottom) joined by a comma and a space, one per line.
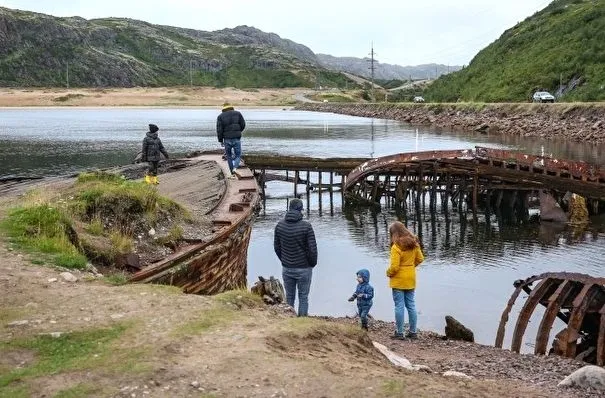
110, 313, 125, 319
592, 120, 602, 129
443, 370, 473, 380
474, 124, 489, 134
558, 365, 605, 391
8, 320, 29, 327
148, 228, 156, 236
47, 278, 58, 283
445, 316, 474, 342
60, 272, 78, 283
373, 341, 417, 370
39, 332, 63, 338
190, 381, 200, 388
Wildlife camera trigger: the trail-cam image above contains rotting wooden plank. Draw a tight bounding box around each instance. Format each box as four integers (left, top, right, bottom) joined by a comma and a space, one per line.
534, 280, 575, 355
511, 278, 558, 353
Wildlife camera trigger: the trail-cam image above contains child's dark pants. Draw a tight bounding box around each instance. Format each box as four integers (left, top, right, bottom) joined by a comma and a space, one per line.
358, 303, 372, 329
148, 161, 159, 176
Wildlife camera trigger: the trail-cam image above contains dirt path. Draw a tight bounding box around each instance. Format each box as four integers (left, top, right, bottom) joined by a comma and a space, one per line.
0, 242, 596, 398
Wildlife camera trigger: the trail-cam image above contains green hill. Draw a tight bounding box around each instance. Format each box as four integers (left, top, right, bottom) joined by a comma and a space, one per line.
0, 7, 353, 88
426, 0, 605, 102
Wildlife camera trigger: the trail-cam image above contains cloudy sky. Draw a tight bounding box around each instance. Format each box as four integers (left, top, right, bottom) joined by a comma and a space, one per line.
1, 0, 552, 66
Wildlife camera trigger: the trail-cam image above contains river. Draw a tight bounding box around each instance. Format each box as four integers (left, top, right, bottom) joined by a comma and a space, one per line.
1, 107, 604, 349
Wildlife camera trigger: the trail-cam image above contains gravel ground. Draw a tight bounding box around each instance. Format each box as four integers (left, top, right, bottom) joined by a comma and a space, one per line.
325, 317, 602, 398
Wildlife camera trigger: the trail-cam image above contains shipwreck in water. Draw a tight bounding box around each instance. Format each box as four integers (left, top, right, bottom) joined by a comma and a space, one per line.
496, 272, 605, 365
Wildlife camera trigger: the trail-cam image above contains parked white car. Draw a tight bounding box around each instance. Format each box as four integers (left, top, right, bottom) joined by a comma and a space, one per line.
532, 91, 555, 103
413, 96, 425, 103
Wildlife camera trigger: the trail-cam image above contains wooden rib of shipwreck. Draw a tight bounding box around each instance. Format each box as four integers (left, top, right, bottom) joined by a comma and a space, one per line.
129, 166, 260, 295
495, 272, 605, 365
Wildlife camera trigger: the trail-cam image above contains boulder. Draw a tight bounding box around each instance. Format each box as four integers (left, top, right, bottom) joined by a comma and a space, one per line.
558, 365, 605, 391
445, 315, 474, 342
60, 272, 78, 283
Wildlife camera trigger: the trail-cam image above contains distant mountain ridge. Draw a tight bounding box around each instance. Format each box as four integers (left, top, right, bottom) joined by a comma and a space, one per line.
0, 7, 336, 88
317, 54, 461, 81
0, 6, 452, 89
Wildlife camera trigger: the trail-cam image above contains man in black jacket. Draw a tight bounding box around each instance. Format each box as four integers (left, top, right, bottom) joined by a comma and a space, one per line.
216, 103, 246, 178
274, 198, 318, 316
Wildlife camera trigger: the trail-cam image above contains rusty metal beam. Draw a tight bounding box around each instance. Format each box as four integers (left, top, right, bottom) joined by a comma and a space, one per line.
565, 284, 600, 357
511, 278, 559, 353
598, 305, 605, 366
495, 285, 524, 349
534, 280, 576, 355
475, 146, 605, 182
345, 149, 474, 192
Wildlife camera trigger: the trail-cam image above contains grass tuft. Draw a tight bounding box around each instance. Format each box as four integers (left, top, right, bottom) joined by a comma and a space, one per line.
0, 205, 86, 270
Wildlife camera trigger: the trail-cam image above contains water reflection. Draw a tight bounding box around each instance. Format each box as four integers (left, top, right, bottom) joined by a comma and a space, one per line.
2, 108, 604, 178
248, 188, 605, 346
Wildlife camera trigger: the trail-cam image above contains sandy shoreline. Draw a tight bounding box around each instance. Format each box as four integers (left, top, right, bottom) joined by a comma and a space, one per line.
0, 87, 312, 107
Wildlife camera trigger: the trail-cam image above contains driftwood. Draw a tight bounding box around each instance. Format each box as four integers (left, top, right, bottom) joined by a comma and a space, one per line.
251, 276, 286, 305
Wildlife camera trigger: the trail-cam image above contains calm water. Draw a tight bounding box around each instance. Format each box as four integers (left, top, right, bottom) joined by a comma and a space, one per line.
2, 107, 604, 348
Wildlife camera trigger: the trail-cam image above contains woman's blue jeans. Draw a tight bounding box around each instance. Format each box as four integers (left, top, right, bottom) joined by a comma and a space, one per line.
392, 288, 417, 334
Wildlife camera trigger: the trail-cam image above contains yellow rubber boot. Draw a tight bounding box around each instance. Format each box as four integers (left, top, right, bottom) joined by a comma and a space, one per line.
152, 176, 159, 185
144, 175, 152, 184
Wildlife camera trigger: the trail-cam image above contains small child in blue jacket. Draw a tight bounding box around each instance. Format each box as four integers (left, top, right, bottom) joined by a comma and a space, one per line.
348, 269, 374, 330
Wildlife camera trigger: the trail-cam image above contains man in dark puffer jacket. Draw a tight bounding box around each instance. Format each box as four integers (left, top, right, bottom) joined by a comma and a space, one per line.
216, 103, 246, 178
274, 198, 318, 316
142, 124, 169, 185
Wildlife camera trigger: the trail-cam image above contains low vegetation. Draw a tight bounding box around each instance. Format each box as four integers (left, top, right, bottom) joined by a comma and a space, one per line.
0, 171, 191, 272
0, 325, 130, 396
425, 0, 605, 102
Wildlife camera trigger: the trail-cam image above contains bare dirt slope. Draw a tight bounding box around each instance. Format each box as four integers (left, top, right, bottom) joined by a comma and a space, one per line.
0, 242, 595, 397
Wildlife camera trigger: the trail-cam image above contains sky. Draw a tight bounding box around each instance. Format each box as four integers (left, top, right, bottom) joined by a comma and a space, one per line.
0, 0, 553, 66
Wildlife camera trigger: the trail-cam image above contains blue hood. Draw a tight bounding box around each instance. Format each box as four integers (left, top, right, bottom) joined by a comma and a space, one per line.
357, 269, 370, 283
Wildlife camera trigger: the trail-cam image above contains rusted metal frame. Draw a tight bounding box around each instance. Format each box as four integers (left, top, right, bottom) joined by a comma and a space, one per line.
448, 159, 605, 199
534, 280, 576, 355
495, 274, 567, 349
511, 278, 559, 353
294, 171, 299, 196
565, 284, 600, 357
475, 146, 605, 182
598, 304, 605, 366
345, 149, 475, 192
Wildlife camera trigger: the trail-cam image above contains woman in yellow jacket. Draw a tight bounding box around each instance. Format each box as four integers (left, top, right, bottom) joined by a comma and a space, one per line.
386, 221, 424, 340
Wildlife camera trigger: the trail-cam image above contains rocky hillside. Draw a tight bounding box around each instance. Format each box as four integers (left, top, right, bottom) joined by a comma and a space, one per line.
426, 0, 605, 102
0, 7, 349, 88
317, 54, 461, 81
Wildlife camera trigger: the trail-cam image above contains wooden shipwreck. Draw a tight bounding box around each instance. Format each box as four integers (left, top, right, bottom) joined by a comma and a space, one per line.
129, 162, 260, 295
496, 272, 605, 365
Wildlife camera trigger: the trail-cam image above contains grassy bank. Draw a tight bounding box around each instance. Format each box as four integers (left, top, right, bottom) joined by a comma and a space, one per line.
0, 172, 189, 272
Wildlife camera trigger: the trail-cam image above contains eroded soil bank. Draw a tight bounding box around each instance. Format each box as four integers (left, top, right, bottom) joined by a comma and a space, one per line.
296, 103, 605, 145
